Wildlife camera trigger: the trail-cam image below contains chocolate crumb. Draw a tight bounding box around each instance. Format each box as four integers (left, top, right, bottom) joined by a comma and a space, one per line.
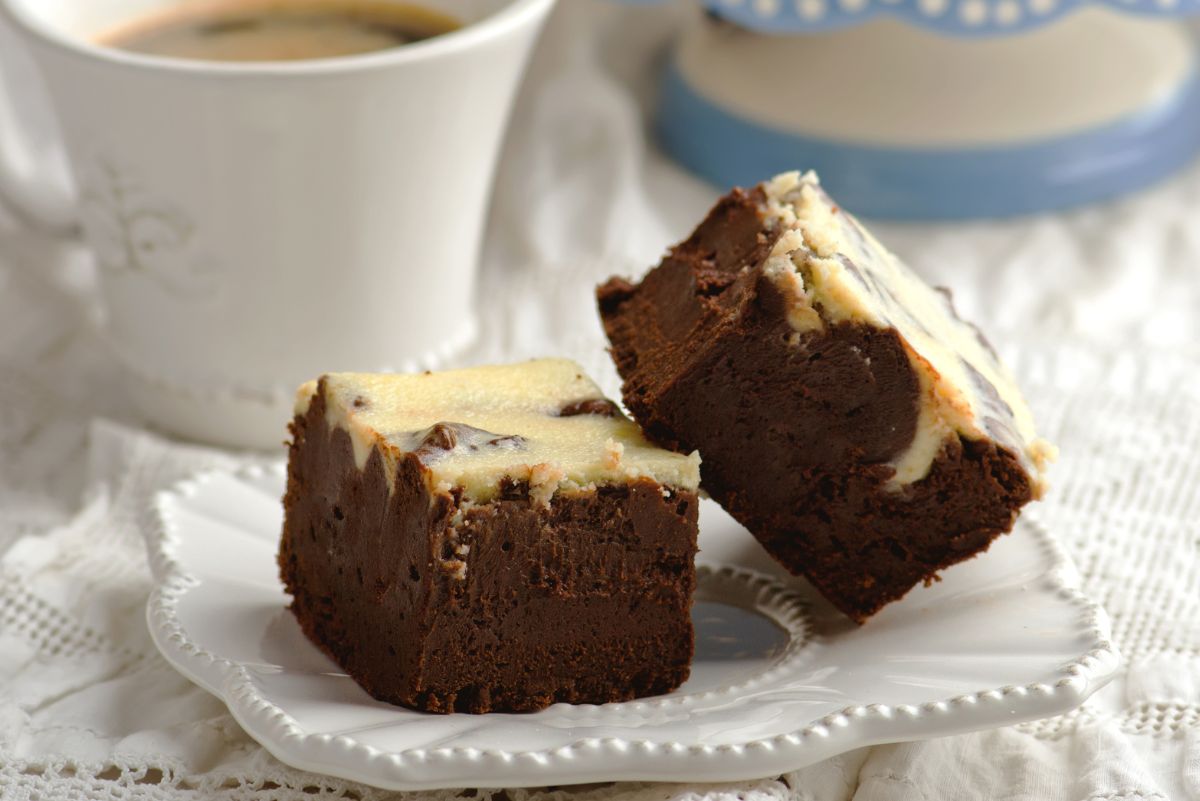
559, 398, 621, 418
419, 423, 458, 453
486, 435, 525, 448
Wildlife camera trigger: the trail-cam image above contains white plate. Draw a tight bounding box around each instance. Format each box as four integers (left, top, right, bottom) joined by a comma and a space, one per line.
146, 464, 1119, 790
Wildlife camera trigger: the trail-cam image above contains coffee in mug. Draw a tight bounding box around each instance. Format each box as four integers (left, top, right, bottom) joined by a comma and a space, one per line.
98, 0, 461, 62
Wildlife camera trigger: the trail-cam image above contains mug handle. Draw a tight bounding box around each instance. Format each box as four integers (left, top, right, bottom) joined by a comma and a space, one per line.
0, 19, 79, 238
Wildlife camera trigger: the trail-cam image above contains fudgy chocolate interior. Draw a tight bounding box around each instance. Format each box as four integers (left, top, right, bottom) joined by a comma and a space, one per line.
599, 189, 1033, 621
280, 384, 698, 713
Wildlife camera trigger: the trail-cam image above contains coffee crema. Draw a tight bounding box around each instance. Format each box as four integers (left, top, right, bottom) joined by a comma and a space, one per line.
98, 0, 461, 62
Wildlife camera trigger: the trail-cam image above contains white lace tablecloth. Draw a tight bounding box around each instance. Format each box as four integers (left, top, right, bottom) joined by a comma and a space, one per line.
2, 4, 1199, 799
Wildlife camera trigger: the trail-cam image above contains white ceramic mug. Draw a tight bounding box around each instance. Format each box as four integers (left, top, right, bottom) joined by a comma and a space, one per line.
0, 0, 554, 449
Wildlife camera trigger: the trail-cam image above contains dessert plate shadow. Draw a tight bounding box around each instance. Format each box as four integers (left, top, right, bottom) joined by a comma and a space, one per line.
146, 464, 1118, 790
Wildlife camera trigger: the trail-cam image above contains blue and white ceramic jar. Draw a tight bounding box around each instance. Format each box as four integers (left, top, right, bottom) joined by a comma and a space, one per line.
652, 1, 1200, 218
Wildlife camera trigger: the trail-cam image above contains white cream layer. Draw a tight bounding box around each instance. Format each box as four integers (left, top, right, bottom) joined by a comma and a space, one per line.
295, 359, 701, 504
760, 171, 1053, 494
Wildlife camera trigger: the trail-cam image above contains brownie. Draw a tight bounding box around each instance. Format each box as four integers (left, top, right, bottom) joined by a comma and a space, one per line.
597, 171, 1054, 622
279, 359, 701, 713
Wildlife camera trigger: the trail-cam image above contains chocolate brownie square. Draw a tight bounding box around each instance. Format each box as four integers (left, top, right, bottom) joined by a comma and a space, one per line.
598, 172, 1053, 622
279, 359, 701, 713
